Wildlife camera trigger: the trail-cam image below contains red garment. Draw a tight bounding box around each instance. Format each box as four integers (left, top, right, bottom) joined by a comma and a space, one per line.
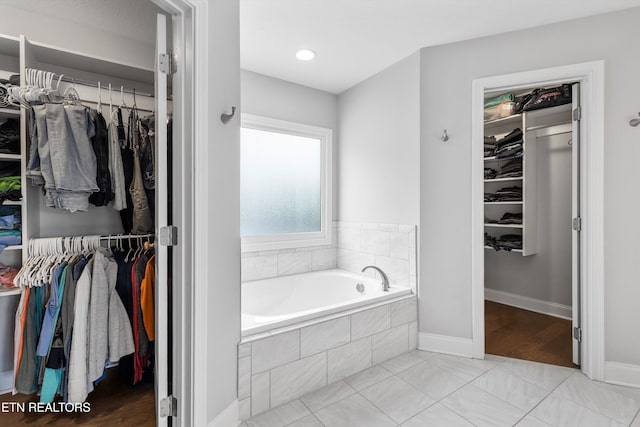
0, 265, 18, 288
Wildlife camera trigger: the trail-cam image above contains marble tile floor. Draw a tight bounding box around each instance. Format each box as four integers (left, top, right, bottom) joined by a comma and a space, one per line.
242, 350, 640, 427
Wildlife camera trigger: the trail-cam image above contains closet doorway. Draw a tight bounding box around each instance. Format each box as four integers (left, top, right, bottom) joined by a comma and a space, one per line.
0, 1, 195, 425
470, 62, 605, 379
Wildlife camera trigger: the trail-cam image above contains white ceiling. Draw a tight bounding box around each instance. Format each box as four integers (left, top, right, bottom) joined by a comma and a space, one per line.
241, 0, 640, 94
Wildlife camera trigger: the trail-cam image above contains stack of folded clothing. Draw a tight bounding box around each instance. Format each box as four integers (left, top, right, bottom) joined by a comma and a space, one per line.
498, 212, 522, 224
0, 176, 21, 205
485, 233, 523, 251
484, 212, 522, 224
0, 119, 20, 154
495, 128, 523, 159
0, 263, 18, 289
485, 186, 522, 202
484, 167, 497, 180
0, 230, 20, 252
484, 136, 497, 157
496, 158, 522, 179
495, 186, 522, 201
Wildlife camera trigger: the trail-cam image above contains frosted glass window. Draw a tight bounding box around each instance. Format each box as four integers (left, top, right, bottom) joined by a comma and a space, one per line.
241, 127, 322, 236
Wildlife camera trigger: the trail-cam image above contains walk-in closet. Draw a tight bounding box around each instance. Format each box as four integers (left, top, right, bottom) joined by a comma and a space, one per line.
0, 5, 173, 425
483, 84, 579, 367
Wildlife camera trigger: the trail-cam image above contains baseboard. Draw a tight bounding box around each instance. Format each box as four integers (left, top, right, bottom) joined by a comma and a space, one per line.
604, 362, 640, 389
485, 288, 572, 320
0, 370, 12, 395
208, 399, 240, 427
418, 332, 473, 358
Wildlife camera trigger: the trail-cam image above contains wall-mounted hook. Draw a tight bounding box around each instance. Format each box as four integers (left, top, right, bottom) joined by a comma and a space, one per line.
221, 106, 236, 124
441, 129, 449, 142
630, 112, 640, 127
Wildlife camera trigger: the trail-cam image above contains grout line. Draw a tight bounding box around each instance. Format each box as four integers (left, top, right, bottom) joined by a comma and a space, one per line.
538, 373, 638, 425
355, 391, 402, 425
513, 370, 576, 425
309, 413, 326, 426
630, 407, 640, 427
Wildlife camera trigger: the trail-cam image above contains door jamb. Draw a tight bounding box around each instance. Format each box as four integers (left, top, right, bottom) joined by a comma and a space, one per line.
470, 61, 605, 380
150, 0, 205, 426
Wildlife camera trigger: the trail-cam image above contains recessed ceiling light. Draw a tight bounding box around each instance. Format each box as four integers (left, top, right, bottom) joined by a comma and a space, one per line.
296, 49, 316, 61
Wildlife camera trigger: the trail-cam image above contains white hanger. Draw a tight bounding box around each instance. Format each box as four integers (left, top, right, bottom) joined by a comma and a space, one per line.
120, 85, 127, 110
97, 81, 102, 112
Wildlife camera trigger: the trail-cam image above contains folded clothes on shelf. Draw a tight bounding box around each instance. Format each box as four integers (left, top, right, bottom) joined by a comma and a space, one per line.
0, 119, 20, 154
0, 229, 20, 253
498, 212, 522, 224
485, 185, 522, 202
495, 158, 523, 179
494, 128, 523, 159
0, 262, 18, 289
484, 136, 497, 157
484, 167, 497, 179
485, 233, 523, 251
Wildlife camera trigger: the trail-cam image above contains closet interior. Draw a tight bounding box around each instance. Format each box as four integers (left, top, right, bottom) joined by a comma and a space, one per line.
0, 28, 166, 426
483, 84, 577, 367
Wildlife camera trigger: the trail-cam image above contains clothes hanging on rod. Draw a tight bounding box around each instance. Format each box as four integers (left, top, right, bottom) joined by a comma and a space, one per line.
24, 101, 155, 232
12, 234, 156, 402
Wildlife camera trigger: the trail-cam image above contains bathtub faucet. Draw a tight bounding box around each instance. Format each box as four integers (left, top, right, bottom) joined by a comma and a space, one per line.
362, 266, 390, 292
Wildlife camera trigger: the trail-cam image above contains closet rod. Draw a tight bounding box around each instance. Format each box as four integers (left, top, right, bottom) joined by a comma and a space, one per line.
100, 233, 155, 241
57, 74, 152, 98
78, 97, 155, 114
525, 121, 572, 132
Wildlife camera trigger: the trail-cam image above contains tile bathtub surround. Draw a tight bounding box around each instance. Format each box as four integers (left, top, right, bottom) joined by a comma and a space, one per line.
241, 245, 338, 281
238, 295, 418, 418
241, 225, 339, 282
244, 352, 640, 427
336, 221, 417, 292
240, 221, 417, 286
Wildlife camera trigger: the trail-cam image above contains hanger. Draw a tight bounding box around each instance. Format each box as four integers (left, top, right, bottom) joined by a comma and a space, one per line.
63, 78, 80, 105
125, 236, 135, 262
97, 81, 102, 113
120, 85, 127, 110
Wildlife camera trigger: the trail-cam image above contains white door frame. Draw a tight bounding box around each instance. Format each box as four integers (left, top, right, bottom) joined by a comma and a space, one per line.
150, 0, 206, 426
470, 61, 605, 380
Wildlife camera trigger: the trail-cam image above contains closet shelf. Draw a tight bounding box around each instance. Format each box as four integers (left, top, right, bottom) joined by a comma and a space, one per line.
484, 246, 523, 253
3, 200, 21, 206
484, 201, 523, 205
0, 153, 21, 161
483, 156, 523, 162
3, 245, 22, 251
0, 287, 22, 297
0, 108, 20, 118
484, 223, 523, 228
526, 121, 572, 132
484, 177, 522, 183
484, 113, 522, 126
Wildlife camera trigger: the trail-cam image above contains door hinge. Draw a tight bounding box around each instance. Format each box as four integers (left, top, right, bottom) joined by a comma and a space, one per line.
572, 217, 582, 232
573, 327, 582, 342
160, 395, 177, 417
159, 53, 174, 74
573, 106, 582, 122
159, 225, 178, 246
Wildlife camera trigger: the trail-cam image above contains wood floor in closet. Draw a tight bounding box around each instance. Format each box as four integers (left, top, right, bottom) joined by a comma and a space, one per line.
0, 369, 155, 426
485, 300, 576, 368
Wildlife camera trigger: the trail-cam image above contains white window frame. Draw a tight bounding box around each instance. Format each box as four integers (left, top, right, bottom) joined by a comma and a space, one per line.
240, 113, 333, 252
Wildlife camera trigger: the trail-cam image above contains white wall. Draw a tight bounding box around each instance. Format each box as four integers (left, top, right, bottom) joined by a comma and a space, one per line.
206, 0, 241, 423
419, 7, 640, 365
338, 52, 420, 226
485, 132, 573, 306
241, 69, 339, 219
